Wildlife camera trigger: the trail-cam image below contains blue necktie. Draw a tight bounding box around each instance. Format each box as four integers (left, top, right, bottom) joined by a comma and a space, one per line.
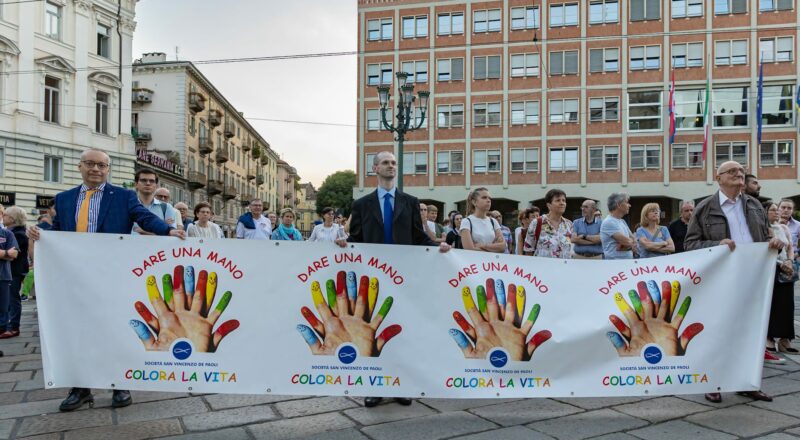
383, 193, 393, 244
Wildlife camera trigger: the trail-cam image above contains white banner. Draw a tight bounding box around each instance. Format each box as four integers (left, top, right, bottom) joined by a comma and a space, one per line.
36, 231, 774, 398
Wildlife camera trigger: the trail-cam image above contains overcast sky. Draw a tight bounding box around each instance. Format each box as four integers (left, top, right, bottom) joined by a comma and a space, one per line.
132, 0, 357, 187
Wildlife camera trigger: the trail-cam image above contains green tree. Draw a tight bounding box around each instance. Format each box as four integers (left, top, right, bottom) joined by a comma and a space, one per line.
316, 170, 356, 217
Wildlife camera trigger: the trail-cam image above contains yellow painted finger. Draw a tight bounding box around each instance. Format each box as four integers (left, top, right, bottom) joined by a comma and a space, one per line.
206, 272, 218, 310
311, 281, 325, 307
614, 292, 633, 315
670, 281, 681, 315
516, 286, 526, 319
146, 275, 161, 302
368, 277, 379, 315
462, 287, 477, 311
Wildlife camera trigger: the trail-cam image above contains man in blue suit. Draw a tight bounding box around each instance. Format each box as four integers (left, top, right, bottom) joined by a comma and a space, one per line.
28, 148, 184, 412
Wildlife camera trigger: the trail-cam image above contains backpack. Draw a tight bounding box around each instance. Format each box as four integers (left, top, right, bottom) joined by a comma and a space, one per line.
526, 216, 545, 255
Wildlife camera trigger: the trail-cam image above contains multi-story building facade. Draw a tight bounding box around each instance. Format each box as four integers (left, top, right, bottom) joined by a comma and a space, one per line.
132, 53, 283, 235
296, 182, 318, 236
277, 159, 300, 211
356, 0, 800, 223
0, 0, 137, 216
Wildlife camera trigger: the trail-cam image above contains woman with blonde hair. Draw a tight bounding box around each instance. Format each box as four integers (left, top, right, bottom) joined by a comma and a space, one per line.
634, 203, 674, 258
271, 208, 303, 241
186, 202, 224, 239
459, 188, 506, 253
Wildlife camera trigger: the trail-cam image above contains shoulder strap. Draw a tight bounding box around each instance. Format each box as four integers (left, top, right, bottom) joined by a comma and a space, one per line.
533, 216, 544, 246
159, 203, 167, 218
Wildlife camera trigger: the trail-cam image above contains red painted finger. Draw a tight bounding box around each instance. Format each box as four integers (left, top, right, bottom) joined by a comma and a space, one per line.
527, 330, 552, 357
505, 283, 517, 323
173, 266, 184, 291
135, 301, 159, 333
659, 281, 672, 320
375, 324, 402, 353
172, 265, 187, 310
679, 323, 704, 353
609, 314, 631, 341
192, 270, 208, 314
485, 278, 499, 321
301, 306, 324, 337
354, 275, 369, 319
453, 311, 476, 341
336, 271, 347, 296
212, 319, 240, 350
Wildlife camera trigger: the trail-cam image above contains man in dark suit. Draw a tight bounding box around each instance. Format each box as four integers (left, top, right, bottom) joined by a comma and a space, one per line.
338, 151, 450, 408
28, 148, 184, 412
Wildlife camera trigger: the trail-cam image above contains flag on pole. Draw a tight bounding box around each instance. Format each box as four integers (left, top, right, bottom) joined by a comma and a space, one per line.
702, 77, 711, 161
668, 67, 676, 146
756, 60, 764, 146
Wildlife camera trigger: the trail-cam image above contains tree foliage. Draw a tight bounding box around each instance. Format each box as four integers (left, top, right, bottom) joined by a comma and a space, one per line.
315, 170, 356, 217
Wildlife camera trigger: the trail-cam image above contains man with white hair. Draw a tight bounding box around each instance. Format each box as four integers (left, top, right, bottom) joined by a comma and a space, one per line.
668, 200, 694, 253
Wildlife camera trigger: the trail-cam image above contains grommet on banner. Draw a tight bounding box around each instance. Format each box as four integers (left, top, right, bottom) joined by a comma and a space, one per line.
426, 248, 430, 252
570, 391, 574, 396
644, 390, 649, 394
199, 239, 204, 244
111, 383, 115, 388
350, 244, 355, 248
496, 255, 500, 259
267, 388, 272, 393
188, 387, 193, 391
496, 393, 500, 397
420, 392, 426, 397
344, 390, 349, 395
118, 236, 124, 240
47, 381, 53, 387
274, 242, 280, 246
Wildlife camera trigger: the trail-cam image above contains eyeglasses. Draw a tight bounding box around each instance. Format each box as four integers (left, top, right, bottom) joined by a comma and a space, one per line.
155, 194, 169, 200
720, 168, 745, 176
81, 160, 109, 170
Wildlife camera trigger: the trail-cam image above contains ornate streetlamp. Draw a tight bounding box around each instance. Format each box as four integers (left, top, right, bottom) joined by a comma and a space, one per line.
376, 71, 430, 191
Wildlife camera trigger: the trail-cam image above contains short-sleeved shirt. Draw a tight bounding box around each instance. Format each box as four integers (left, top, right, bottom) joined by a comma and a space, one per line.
132, 198, 179, 235
785, 217, 800, 249
601, 215, 634, 260
0, 228, 19, 281
572, 217, 603, 255
635, 225, 672, 258
499, 225, 512, 254
236, 215, 272, 239
525, 216, 573, 259
668, 218, 689, 253
460, 215, 500, 246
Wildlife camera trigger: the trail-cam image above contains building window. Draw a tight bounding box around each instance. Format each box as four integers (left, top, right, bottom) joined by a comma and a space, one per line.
437, 58, 464, 81
628, 91, 661, 130
436, 150, 464, 173
511, 6, 539, 29
411, 105, 428, 128
401, 60, 428, 83
473, 55, 501, 80
510, 53, 539, 77
589, 48, 619, 73
402, 152, 427, 175
713, 87, 748, 127
473, 102, 501, 126
95, 92, 109, 134
550, 50, 579, 75
511, 148, 539, 172
437, 12, 464, 35
511, 101, 539, 125
630, 145, 661, 169
550, 3, 579, 26
473, 149, 501, 173
672, 42, 703, 68
715, 142, 747, 166
589, 146, 620, 170
367, 63, 392, 85
672, 0, 704, 17
715, 0, 747, 14
672, 143, 704, 168
549, 148, 578, 171
0, 148, 4, 177
402, 15, 428, 38
188, 114, 196, 136
96, 23, 111, 58
761, 85, 794, 126
674, 89, 705, 129
760, 0, 793, 11
367, 18, 393, 41
760, 140, 793, 166
715, 40, 747, 65
367, 109, 382, 130
44, 76, 60, 124
45, 1, 61, 40
589, 97, 619, 121
549, 99, 579, 123
630, 45, 660, 70
760, 37, 793, 62
44, 155, 62, 183
589, 0, 620, 23
437, 104, 464, 128
473, 9, 501, 33
631, 0, 661, 21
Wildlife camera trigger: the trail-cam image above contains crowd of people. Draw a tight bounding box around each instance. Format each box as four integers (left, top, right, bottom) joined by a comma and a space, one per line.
0, 148, 795, 411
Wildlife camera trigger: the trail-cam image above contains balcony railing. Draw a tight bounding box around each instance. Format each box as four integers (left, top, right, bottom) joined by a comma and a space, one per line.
188, 92, 206, 113
133, 127, 151, 142
223, 186, 237, 200
260, 155, 269, 166
208, 109, 222, 127
240, 193, 254, 206
224, 121, 235, 138
187, 171, 206, 190
216, 148, 229, 164
206, 180, 222, 196
247, 167, 256, 180
198, 137, 214, 155
256, 175, 265, 185
132, 88, 153, 103
242, 141, 252, 152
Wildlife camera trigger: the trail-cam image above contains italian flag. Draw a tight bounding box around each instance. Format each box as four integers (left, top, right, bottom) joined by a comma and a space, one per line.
702, 77, 710, 161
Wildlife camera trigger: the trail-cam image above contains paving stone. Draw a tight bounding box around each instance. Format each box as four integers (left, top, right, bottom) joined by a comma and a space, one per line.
25, 388, 70, 402
676, 393, 752, 408
362, 411, 497, 440
295, 428, 371, 440
182, 404, 277, 431
204, 393, 306, 410
17, 408, 113, 437
128, 391, 191, 404
0, 345, 34, 356
115, 396, 208, 424
785, 370, 800, 381
161, 427, 251, 440
751, 392, 800, 417
274, 396, 358, 418
528, 408, 649, 440
760, 376, 800, 396
63, 418, 182, 440
753, 434, 800, 440
0, 364, 11, 373
686, 405, 800, 437
0, 391, 24, 405
0, 370, 32, 383
590, 433, 642, 440
763, 367, 788, 378
553, 397, 644, 410
418, 398, 521, 412
451, 425, 555, 440
14, 361, 43, 371
627, 420, 737, 440
0, 383, 12, 392
766, 362, 800, 372
0, 399, 62, 420
343, 401, 436, 425
613, 396, 712, 422
469, 398, 584, 426
16, 434, 60, 440
14, 370, 44, 391
248, 412, 355, 440
0, 419, 14, 440
785, 426, 800, 435
0, 354, 41, 364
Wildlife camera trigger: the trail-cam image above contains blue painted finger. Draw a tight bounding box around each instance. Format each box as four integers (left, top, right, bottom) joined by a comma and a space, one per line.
606, 331, 626, 349
296, 324, 319, 346
449, 328, 470, 349
495, 279, 506, 309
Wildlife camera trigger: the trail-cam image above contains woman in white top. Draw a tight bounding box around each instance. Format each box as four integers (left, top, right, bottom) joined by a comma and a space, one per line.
187, 202, 224, 239
308, 207, 343, 242
459, 187, 506, 253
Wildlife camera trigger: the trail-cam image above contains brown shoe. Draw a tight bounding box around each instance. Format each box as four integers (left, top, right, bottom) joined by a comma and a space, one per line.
0, 330, 19, 339
737, 390, 772, 402
704, 392, 722, 403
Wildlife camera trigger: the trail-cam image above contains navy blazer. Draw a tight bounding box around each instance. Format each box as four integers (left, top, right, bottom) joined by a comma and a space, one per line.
348, 189, 436, 246
51, 183, 172, 235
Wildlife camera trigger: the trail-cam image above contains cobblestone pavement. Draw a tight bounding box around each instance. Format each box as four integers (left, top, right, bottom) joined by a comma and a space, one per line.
1, 294, 799, 440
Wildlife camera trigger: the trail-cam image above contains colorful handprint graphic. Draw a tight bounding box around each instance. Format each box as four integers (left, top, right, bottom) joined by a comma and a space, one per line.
606, 280, 703, 357
129, 265, 240, 352
449, 278, 552, 362
297, 271, 401, 357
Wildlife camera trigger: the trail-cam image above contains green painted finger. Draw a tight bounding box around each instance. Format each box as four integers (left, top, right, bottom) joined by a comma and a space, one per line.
377, 296, 394, 318
325, 280, 337, 310
677, 296, 691, 318
477, 285, 487, 314
162, 274, 173, 305
628, 289, 643, 316
526, 303, 541, 325
214, 291, 232, 313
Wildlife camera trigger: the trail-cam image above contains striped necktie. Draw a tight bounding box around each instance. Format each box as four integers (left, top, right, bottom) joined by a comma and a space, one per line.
76, 189, 98, 233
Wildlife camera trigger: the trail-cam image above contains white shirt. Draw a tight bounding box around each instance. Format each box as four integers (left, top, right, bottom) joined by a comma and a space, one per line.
718, 191, 753, 244
460, 215, 499, 246
187, 222, 224, 239
514, 226, 523, 254
236, 214, 272, 240
308, 223, 342, 242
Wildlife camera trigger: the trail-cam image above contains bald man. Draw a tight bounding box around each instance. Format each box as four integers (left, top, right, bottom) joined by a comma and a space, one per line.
684, 160, 784, 404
